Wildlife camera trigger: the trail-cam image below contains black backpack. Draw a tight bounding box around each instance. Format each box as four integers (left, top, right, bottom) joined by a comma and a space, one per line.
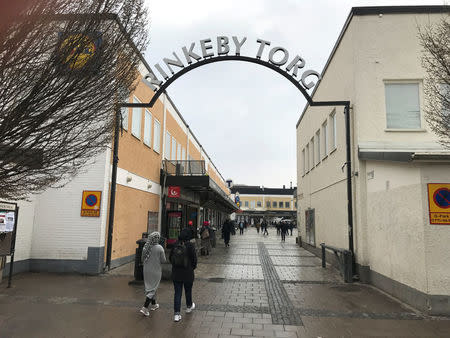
171, 242, 189, 268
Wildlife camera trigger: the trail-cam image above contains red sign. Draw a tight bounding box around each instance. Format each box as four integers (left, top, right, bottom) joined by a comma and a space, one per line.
168, 186, 181, 198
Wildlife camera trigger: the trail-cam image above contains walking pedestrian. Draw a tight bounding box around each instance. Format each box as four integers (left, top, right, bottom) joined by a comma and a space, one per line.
262, 220, 269, 236
170, 228, 197, 322
239, 221, 244, 235
281, 222, 288, 242
140, 232, 166, 317
289, 222, 293, 236
256, 222, 261, 234
223, 219, 232, 247
200, 221, 212, 255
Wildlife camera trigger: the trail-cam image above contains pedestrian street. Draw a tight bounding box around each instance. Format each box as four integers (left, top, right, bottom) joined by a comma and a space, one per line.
1, 228, 449, 337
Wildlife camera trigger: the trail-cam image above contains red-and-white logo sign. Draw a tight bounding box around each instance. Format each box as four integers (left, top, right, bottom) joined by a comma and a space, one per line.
168, 186, 181, 198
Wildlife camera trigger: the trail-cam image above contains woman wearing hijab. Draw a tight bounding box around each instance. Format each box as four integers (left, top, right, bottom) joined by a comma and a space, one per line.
139, 231, 166, 317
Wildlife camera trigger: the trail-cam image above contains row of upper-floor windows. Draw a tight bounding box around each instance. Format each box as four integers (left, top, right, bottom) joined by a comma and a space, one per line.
301, 82, 448, 176
121, 97, 162, 153
121, 96, 225, 188
242, 200, 293, 208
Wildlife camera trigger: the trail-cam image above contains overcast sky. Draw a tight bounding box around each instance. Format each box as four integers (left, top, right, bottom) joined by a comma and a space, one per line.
143, 0, 442, 188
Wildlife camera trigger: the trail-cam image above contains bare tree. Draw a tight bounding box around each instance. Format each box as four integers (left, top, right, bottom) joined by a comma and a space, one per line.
419, 15, 450, 148
0, 0, 149, 199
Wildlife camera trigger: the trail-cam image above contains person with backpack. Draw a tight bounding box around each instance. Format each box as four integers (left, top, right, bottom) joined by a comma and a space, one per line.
139, 232, 166, 317
170, 228, 197, 322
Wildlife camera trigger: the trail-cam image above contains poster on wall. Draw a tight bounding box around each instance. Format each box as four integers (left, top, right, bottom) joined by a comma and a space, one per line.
0, 211, 15, 232
427, 183, 450, 225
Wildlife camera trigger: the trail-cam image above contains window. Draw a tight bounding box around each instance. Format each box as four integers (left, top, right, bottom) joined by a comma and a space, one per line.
310, 138, 315, 169
153, 119, 161, 153
295, 202, 297, 208
305, 144, 309, 172
302, 149, 306, 175
266, 201, 270, 208
245, 201, 249, 207
121, 107, 129, 131
285, 202, 290, 208
182, 147, 186, 161
171, 137, 177, 160
132, 97, 142, 139
278, 201, 283, 208
315, 130, 320, 165
330, 110, 336, 149
250, 201, 256, 209
440, 84, 450, 116
385, 83, 421, 129
257, 201, 262, 207
143, 110, 152, 146
165, 132, 171, 159
177, 143, 181, 161
322, 121, 328, 158
273, 201, 277, 207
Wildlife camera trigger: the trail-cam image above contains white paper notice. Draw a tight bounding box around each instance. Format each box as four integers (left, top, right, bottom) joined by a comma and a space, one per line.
5, 212, 15, 232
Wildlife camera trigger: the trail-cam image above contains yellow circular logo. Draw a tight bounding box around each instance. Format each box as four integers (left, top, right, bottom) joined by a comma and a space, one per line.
60, 34, 96, 69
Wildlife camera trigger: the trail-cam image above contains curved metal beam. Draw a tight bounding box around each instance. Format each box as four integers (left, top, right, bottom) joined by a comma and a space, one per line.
146, 55, 314, 107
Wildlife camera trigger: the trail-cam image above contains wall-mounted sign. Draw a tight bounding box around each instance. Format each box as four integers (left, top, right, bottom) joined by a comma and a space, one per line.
427, 183, 450, 225
58, 32, 102, 70
146, 36, 320, 91
168, 186, 181, 198
81, 190, 102, 217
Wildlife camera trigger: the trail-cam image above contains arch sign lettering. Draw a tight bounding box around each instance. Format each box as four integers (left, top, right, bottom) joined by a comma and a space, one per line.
144, 36, 320, 107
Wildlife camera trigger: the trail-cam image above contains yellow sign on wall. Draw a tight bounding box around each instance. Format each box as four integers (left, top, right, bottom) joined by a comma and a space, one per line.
427, 184, 450, 225
81, 190, 102, 217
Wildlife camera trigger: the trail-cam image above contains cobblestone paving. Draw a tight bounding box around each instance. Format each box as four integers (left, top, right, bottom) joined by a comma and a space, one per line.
2, 228, 450, 337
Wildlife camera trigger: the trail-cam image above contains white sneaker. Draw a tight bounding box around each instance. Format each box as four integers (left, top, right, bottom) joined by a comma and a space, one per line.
174, 314, 182, 322
139, 307, 150, 317
150, 303, 159, 311
186, 302, 195, 313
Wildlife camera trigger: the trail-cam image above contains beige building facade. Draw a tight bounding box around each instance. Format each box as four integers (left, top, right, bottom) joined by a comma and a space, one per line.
296, 6, 450, 315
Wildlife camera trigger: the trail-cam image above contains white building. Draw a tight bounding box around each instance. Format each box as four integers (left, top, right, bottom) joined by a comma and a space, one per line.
296, 6, 450, 316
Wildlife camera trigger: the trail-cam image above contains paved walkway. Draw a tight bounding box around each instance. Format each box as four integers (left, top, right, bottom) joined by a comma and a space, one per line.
1, 228, 449, 337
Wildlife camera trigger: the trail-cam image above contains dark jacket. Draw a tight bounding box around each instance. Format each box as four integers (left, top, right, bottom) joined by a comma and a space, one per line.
170, 239, 197, 283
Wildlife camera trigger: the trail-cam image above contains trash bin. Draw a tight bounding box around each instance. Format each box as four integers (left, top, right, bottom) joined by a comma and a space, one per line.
133, 232, 148, 281
210, 227, 216, 248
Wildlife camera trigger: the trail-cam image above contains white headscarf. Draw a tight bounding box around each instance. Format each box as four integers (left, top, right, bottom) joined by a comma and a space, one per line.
141, 232, 161, 263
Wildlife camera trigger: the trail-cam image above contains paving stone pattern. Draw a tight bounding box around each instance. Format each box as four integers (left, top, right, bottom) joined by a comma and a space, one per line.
258, 242, 304, 326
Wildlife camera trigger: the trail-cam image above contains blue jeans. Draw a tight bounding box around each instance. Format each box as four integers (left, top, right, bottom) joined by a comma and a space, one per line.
173, 281, 193, 314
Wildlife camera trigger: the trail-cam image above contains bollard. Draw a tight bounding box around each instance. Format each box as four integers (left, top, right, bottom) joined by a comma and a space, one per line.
321, 243, 326, 268
343, 250, 353, 283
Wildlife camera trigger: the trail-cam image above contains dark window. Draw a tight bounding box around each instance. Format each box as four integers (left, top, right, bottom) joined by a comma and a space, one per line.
257, 201, 262, 207
244, 201, 249, 207
266, 201, 270, 208
285, 202, 290, 208
279, 202, 283, 208
272, 201, 277, 207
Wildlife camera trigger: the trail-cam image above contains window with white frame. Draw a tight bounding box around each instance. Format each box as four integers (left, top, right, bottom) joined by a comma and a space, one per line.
132, 97, 142, 139
322, 121, 328, 158
330, 110, 336, 149
182, 147, 186, 161
257, 201, 262, 207
250, 201, 256, 209
385, 83, 421, 129
121, 107, 129, 131
177, 143, 181, 161
143, 110, 152, 146
245, 201, 249, 207
310, 138, 315, 169
171, 137, 177, 160
165, 131, 171, 159
285, 202, 290, 208
302, 149, 306, 175
440, 83, 450, 116
153, 119, 161, 153
315, 130, 320, 165
305, 144, 309, 172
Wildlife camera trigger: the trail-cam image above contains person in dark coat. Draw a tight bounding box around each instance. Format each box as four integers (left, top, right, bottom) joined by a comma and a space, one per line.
170, 228, 197, 322
281, 222, 289, 242
222, 219, 232, 247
